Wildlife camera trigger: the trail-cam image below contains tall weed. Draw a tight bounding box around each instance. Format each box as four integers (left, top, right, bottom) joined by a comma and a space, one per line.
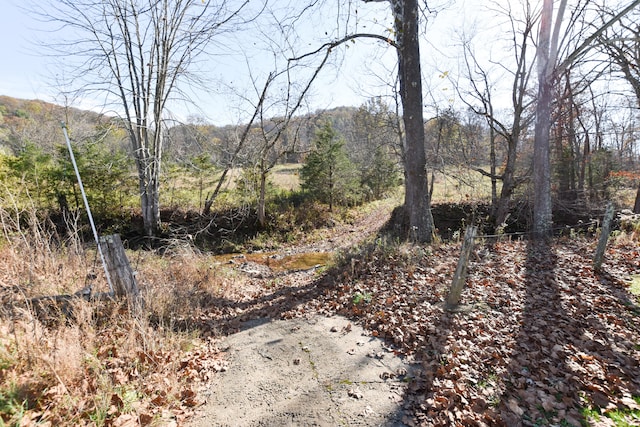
0, 204, 226, 426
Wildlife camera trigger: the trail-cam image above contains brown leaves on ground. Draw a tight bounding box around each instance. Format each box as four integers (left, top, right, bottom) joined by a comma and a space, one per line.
2, 204, 639, 427
279, 237, 639, 426
160, 231, 639, 426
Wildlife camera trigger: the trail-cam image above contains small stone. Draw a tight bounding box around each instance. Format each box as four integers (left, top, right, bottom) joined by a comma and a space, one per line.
379, 371, 395, 380
348, 387, 363, 399
361, 406, 375, 417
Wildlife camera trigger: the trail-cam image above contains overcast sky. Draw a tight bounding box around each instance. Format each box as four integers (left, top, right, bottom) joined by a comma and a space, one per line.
0, 0, 526, 125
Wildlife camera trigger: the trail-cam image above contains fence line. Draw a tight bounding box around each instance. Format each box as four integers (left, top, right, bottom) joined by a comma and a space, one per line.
457, 219, 604, 241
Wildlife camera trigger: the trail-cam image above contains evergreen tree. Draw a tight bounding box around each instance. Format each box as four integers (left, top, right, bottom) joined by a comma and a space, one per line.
361, 146, 400, 200
301, 122, 360, 210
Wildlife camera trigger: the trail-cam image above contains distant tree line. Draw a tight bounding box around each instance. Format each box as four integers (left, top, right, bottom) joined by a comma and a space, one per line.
10, 0, 640, 242
1, 92, 638, 240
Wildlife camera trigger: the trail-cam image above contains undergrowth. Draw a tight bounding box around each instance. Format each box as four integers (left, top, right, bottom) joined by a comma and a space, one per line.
0, 193, 637, 426
0, 206, 227, 426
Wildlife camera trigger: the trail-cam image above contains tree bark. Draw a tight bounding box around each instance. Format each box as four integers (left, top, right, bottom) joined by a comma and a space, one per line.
533, 75, 554, 239
258, 169, 267, 227
394, 0, 433, 242
532, 0, 557, 239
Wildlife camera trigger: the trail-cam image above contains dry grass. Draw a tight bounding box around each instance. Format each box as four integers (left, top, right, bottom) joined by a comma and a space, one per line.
160, 164, 301, 211
429, 167, 497, 204
270, 163, 301, 191
0, 173, 635, 426
0, 207, 229, 426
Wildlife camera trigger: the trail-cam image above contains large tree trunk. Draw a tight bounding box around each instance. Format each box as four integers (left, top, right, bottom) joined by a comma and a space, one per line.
634, 183, 640, 214
493, 124, 519, 229
494, 158, 517, 229
136, 156, 161, 238
395, 0, 433, 242
533, 75, 554, 238
489, 121, 497, 210
532, 0, 557, 239
131, 122, 162, 238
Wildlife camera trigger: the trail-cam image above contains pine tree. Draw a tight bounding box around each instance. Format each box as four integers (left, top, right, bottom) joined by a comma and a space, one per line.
361, 146, 399, 200
301, 122, 360, 210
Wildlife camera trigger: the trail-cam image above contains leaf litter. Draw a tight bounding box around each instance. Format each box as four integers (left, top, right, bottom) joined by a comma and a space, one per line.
182, 221, 640, 426
2, 202, 639, 426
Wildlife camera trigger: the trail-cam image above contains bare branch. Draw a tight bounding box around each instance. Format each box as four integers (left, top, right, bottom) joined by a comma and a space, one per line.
289, 32, 399, 62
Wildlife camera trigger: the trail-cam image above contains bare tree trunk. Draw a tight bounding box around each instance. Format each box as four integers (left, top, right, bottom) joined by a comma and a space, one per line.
395, 0, 433, 242
133, 142, 162, 238
533, 75, 554, 239
456, 7, 534, 232
489, 119, 497, 210
258, 169, 267, 227
532, 0, 560, 239
494, 111, 523, 229
495, 158, 517, 228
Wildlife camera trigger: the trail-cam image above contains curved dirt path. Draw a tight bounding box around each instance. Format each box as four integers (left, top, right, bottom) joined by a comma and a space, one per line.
188, 201, 417, 426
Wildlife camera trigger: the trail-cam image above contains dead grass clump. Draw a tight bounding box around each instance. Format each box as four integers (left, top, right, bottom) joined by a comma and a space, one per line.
1, 296, 226, 426
138, 250, 230, 324
0, 208, 227, 426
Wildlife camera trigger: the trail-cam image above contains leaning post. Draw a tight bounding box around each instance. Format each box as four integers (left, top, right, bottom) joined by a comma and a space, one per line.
593, 203, 615, 271
100, 234, 140, 303
446, 225, 478, 309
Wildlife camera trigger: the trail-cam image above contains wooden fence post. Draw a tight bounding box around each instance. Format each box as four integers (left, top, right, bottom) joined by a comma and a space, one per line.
446, 225, 478, 310
100, 234, 140, 301
593, 203, 615, 271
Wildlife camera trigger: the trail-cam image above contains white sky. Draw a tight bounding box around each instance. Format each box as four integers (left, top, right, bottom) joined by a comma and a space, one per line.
0, 0, 476, 125
0, 0, 616, 127
0, 1, 52, 101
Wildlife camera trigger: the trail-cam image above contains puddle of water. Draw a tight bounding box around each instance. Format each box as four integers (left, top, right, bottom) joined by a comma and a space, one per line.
212, 251, 332, 272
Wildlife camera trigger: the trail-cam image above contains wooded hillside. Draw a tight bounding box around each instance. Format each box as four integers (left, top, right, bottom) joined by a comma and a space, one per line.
1, 94, 638, 244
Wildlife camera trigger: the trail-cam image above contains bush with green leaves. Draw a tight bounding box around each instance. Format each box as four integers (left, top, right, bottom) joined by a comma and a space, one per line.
3, 135, 133, 220
51, 140, 132, 217
4, 142, 54, 206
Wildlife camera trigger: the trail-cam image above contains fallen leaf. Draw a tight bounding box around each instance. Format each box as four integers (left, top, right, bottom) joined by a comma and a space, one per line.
507, 398, 524, 416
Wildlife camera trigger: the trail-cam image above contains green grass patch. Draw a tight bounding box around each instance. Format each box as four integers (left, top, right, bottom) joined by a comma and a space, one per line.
0, 383, 27, 427
628, 275, 640, 296
581, 396, 640, 427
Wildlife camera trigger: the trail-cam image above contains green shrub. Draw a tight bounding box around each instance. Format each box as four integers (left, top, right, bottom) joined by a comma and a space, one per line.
301, 121, 363, 210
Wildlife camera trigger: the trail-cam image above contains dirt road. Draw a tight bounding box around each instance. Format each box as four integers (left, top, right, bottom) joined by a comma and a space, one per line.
187, 202, 417, 426
188, 315, 416, 427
